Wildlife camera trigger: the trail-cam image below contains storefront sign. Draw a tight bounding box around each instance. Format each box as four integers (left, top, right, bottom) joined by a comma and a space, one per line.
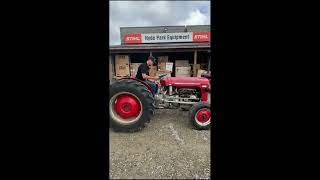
124, 32, 210, 44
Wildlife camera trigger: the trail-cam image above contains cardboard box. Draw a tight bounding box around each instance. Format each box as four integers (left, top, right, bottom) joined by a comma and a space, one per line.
176, 74, 191, 77
115, 55, 129, 65
192, 64, 201, 77
165, 62, 173, 72
197, 69, 208, 77
175, 60, 189, 67
176, 66, 191, 74
115, 64, 130, 77
157, 70, 171, 78
157, 56, 168, 71
109, 56, 113, 81
157, 56, 169, 64
130, 63, 142, 77
149, 66, 158, 77
158, 62, 166, 71
115, 55, 130, 77
175, 66, 191, 77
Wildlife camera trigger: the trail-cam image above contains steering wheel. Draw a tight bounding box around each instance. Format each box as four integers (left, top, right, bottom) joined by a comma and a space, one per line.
158, 74, 167, 79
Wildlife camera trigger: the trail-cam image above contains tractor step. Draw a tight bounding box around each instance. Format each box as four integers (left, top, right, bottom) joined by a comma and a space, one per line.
114, 75, 130, 80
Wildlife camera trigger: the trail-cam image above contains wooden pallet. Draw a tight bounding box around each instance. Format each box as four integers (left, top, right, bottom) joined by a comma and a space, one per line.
114, 75, 130, 80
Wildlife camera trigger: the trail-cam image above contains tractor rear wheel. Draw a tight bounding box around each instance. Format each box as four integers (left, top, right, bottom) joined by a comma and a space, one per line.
189, 102, 211, 130
109, 79, 154, 132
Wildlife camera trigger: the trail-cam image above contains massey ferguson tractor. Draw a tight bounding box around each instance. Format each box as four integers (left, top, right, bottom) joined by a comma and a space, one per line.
109, 73, 211, 132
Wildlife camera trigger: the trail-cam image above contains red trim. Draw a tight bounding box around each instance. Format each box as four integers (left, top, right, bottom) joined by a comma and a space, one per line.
196, 108, 211, 123
192, 32, 211, 42
201, 89, 209, 101
114, 94, 141, 119
160, 77, 209, 87
124, 34, 142, 44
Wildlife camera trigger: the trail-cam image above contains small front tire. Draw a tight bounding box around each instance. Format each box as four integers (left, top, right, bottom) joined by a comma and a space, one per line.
189, 102, 211, 130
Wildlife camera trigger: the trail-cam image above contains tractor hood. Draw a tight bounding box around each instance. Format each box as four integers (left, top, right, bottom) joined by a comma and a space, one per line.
160, 77, 209, 88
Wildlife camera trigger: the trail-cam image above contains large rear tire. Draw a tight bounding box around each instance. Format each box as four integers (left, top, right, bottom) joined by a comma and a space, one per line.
109, 79, 154, 132
189, 102, 211, 130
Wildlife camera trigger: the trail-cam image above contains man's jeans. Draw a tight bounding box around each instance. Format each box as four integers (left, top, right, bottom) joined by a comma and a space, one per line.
144, 80, 158, 96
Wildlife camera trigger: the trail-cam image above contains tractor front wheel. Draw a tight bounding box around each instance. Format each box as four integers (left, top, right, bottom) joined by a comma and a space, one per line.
189, 102, 211, 130
109, 79, 154, 132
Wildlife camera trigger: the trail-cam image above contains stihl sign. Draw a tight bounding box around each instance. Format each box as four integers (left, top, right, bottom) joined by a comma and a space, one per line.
124, 34, 142, 44
193, 32, 210, 42
124, 32, 210, 44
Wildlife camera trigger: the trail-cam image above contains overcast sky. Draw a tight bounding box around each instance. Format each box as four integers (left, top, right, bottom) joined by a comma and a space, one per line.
110, 1, 211, 45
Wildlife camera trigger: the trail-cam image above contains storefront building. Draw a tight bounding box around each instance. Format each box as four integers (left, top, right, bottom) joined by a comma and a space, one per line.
109, 25, 211, 81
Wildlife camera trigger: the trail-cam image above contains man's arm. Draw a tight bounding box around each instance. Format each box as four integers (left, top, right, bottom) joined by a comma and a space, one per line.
140, 65, 158, 80
142, 73, 158, 80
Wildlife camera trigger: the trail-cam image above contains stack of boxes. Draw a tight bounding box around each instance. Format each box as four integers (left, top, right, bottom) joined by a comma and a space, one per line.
149, 66, 158, 77
196, 64, 208, 77
129, 63, 142, 78
115, 55, 130, 78
113, 55, 204, 79
109, 55, 114, 81
175, 60, 191, 77
192, 64, 201, 77
157, 56, 168, 71
157, 56, 172, 78
197, 69, 208, 77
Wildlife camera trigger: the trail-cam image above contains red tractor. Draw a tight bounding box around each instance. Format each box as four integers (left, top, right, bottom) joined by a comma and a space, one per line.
109, 73, 211, 132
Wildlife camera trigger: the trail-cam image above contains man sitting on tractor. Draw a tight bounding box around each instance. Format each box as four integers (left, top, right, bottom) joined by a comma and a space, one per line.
135, 56, 159, 96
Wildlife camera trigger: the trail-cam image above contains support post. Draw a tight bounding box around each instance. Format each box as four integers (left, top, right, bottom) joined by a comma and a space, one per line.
208, 51, 211, 71
208, 55, 211, 71
194, 50, 197, 64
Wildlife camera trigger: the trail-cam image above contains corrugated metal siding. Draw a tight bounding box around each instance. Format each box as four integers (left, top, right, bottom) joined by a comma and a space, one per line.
186, 25, 210, 32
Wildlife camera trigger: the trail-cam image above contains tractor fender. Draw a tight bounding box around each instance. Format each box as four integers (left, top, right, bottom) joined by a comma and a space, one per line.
119, 78, 152, 93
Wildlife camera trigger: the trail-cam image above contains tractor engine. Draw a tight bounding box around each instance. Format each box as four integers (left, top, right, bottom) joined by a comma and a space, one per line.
155, 77, 210, 109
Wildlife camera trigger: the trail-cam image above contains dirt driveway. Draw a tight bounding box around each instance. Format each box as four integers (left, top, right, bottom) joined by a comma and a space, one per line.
109, 109, 211, 179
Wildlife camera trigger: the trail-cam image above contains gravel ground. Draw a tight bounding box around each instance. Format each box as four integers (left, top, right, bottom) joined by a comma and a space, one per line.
109, 109, 211, 179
